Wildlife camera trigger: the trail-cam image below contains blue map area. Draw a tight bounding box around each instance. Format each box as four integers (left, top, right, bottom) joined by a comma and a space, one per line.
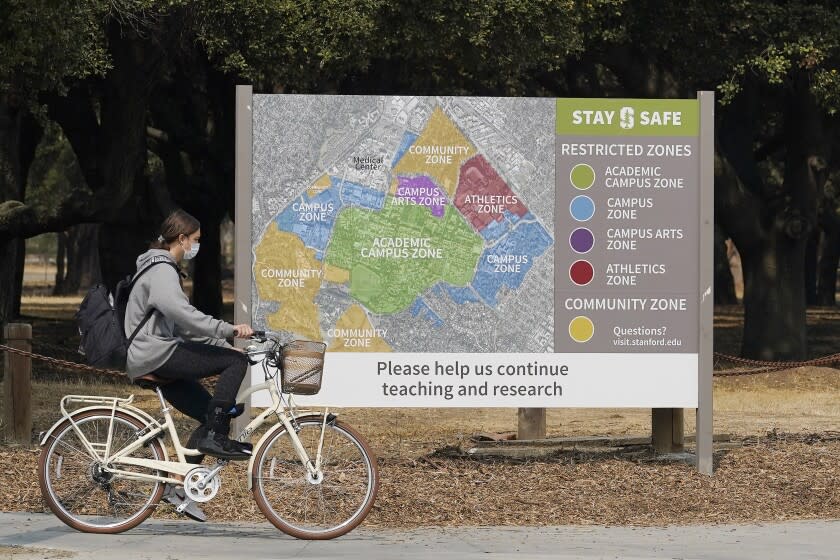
337, 177, 385, 210
480, 217, 509, 242
471, 221, 553, 307
410, 297, 444, 328
445, 285, 481, 304
479, 210, 537, 242
276, 186, 343, 259
392, 131, 419, 168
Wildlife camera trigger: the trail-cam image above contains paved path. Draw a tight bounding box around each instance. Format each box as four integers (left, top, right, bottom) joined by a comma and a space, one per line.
0, 512, 838, 559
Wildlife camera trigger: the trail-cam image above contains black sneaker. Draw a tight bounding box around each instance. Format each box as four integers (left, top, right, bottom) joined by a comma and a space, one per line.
196, 431, 251, 461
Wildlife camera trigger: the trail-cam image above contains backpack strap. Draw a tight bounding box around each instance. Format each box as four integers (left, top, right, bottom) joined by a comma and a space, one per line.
127, 311, 155, 345
126, 259, 180, 346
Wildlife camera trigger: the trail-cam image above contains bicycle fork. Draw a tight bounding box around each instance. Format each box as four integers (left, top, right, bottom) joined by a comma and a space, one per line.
278, 408, 333, 480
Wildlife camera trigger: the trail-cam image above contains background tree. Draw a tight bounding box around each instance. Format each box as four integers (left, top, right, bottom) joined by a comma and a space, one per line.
556, 0, 840, 359
3, 0, 840, 362
0, 0, 108, 323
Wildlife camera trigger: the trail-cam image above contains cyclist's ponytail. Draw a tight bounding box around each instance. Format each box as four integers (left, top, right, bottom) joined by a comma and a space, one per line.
150, 209, 201, 250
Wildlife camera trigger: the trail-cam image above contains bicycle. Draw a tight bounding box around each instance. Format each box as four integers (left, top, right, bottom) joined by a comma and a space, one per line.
37, 331, 380, 540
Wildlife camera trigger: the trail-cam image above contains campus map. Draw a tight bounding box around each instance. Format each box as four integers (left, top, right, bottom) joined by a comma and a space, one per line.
251, 96, 555, 353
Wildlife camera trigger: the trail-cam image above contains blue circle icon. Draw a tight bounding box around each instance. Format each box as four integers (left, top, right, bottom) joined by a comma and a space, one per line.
569, 195, 595, 222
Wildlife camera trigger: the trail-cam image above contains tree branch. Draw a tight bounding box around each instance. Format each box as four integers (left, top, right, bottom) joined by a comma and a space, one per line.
0, 190, 98, 242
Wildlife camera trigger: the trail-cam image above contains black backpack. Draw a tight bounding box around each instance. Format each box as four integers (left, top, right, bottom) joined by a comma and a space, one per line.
76, 257, 178, 370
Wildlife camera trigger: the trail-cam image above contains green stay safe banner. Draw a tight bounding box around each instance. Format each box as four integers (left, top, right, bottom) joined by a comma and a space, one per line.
556, 98, 700, 136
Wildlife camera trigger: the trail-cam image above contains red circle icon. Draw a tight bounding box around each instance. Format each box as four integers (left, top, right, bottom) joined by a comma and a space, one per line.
569, 260, 594, 286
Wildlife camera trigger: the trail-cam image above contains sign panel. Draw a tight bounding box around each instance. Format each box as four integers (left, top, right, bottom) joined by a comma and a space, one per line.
246, 95, 708, 408
554, 99, 700, 354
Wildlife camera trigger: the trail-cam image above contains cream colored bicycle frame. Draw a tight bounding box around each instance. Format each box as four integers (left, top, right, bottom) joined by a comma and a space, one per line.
51, 377, 330, 488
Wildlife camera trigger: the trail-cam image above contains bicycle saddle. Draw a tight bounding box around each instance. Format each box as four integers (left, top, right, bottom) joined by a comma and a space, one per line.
134, 373, 174, 390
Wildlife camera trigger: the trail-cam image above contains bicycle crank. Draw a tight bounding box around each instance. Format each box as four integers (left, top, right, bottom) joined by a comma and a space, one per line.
183, 467, 221, 503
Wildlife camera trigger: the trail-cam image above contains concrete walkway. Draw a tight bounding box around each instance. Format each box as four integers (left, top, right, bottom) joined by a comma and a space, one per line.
0, 512, 837, 559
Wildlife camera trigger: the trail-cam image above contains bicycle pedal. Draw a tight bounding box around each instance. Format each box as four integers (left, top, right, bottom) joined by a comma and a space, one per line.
176, 502, 189, 514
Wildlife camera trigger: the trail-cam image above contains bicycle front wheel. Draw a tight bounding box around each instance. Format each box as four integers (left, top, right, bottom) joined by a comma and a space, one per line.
38, 409, 166, 534
251, 416, 379, 539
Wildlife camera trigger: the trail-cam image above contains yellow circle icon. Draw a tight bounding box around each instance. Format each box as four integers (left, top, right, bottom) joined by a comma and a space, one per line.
568, 316, 594, 343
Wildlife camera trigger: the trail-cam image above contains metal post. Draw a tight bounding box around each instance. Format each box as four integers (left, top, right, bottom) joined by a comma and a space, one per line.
696, 90, 715, 474
3, 323, 32, 443
233, 85, 254, 436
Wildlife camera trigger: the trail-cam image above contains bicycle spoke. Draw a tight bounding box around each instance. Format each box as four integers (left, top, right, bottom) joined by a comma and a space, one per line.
57, 482, 97, 510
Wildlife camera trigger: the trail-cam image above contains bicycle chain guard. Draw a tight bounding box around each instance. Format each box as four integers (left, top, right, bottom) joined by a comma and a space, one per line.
183, 467, 221, 503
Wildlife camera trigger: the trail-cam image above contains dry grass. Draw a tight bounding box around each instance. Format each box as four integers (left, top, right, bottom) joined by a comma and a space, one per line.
2, 436, 839, 527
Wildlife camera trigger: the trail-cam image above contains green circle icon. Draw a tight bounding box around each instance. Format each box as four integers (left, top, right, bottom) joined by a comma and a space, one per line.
570, 164, 595, 190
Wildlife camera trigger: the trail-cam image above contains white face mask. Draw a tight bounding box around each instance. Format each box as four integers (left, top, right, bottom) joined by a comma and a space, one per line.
182, 240, 200, 260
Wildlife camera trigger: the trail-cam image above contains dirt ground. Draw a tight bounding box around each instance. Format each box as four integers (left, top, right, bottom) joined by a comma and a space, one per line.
1, 297, 839, 526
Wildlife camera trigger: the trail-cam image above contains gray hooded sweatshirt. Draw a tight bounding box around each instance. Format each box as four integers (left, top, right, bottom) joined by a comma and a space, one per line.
124, 249, 236, 379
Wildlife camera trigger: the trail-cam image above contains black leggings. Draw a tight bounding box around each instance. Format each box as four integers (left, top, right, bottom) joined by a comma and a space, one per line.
154, 342, 249, 424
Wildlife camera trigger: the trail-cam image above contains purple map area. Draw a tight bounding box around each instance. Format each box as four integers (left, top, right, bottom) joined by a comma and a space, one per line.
394, 176, 447, 218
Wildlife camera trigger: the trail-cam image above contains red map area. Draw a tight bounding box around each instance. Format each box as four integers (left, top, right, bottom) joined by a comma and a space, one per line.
454, 155, 529, 231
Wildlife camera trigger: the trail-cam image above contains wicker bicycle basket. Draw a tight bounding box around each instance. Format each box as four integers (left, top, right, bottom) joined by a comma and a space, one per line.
280, 340, 327, 395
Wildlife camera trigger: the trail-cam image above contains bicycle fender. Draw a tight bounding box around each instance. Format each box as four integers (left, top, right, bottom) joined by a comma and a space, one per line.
247, 414, 328, 491
39, 405, 170, 461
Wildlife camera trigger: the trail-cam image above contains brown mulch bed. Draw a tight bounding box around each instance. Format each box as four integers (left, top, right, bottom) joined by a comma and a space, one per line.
3, 433, 839, 527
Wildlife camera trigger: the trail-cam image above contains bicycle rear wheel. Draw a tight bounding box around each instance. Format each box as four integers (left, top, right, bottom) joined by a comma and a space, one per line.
38, 409, 166, 534
251, 416, 379, 539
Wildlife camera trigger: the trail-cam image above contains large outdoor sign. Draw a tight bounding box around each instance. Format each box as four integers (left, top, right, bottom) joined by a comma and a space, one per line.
235, 93, 713, 411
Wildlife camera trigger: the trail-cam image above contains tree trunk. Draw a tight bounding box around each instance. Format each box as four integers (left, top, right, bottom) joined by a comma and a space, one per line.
54, 231, 67, 293
191, 216, 223, 317
57, 224, 101, 294
99, 222, 153, 292
740, 236, 808, 359
714, 226, 737, 304
805, 231, 819, 305
740, 78, 824, 359
716, 76, 824, 360
12, 237, 25, 317
0, 241, 21, 325
816, 228, 840, 306
0, 98, 25, 324
0, 98, 34, 325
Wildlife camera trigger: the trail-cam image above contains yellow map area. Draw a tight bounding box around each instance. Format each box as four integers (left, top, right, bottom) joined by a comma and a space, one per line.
306, 173, 332, 198
323, 263, 350, 284
328, 304, 392, 352
392, 107, 475, 196
254, 226, 322, 341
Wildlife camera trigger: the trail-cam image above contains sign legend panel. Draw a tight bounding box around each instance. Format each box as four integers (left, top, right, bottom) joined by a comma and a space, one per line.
554, 99, 700, 353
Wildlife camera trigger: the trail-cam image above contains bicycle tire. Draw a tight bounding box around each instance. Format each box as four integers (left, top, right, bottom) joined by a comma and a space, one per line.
38, 409, 166, 534
250, 416, 379, 539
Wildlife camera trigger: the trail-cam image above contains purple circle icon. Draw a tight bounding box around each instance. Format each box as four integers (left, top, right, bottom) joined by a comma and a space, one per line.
569, 228, 594, 254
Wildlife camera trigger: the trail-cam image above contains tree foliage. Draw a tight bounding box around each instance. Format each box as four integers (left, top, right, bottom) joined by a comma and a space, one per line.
0, 0, 109, 100
3, 0, 840, 356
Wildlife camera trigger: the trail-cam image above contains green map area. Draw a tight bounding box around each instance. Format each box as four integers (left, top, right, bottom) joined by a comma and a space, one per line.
325, 196, 483, 313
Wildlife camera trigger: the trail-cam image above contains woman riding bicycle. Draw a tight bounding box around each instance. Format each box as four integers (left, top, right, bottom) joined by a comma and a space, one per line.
123, 209, 253, 462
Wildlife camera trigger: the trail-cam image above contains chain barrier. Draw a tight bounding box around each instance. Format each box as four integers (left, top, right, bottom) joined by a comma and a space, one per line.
2, 343, 840, 380
0, 343, 126, 379
713, 351, 840, 377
